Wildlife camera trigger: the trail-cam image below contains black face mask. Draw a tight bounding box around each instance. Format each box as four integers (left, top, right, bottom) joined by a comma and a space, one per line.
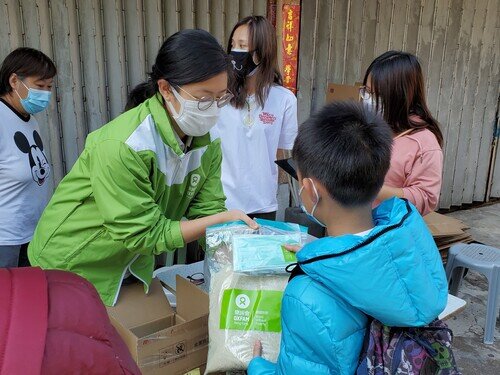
230, 49, 258, 77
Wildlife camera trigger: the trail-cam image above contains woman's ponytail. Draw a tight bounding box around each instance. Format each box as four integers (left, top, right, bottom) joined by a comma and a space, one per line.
124, 80, 157, 111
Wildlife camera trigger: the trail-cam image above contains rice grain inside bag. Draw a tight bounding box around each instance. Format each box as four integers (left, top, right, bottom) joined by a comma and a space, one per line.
205, 265, 288, 374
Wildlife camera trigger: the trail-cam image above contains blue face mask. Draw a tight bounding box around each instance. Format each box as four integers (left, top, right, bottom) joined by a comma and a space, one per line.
16, 81, 52, 114
299, 179, 326, 228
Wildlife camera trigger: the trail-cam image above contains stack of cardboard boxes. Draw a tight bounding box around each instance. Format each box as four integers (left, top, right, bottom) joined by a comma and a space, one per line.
424, 212, 473, 263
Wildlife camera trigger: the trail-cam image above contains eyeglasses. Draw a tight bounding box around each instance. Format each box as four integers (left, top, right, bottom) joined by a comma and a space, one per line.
187, 272, 205, 286
176, 86, 234, 111
359, 86, 374, 100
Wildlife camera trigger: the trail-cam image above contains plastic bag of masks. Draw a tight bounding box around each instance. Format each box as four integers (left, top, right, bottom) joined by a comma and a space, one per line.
203, 219, 307, 289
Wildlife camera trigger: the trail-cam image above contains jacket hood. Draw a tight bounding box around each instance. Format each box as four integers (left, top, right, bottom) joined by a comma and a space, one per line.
297, 198, 448, 326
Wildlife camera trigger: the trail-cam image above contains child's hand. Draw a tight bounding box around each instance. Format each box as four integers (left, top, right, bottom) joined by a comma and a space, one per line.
284, 244, 302, 253
253, 340, 262, 357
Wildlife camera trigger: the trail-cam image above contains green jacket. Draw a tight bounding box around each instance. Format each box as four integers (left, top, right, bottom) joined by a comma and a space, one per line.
29, 94, 226, 306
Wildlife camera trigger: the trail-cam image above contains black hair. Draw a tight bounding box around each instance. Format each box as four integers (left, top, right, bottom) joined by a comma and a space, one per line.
124, 82, 156, 111
292, 101, 393, 207
227, 16, 282, 109
125, 29, 229, 109
0, 47, 56, 96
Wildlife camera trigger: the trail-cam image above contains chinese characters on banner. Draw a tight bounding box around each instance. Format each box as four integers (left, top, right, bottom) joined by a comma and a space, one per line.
282, 4, 300, 94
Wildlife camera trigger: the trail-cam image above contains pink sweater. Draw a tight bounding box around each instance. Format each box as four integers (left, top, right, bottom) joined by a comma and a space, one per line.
384, 129, 443, 215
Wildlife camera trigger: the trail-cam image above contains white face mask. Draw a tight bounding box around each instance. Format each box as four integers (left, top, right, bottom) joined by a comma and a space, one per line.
362, 95, 375, 109
165, 87, 220, 137
362, 95, 382, 115
299, 178, 326, 228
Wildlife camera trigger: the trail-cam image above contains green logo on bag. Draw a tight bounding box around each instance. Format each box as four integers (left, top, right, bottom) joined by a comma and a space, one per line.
235, 293, 251, 309
220, 289, 283, 332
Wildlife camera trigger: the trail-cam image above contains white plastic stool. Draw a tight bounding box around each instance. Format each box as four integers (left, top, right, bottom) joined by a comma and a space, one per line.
446, 243, 500, 344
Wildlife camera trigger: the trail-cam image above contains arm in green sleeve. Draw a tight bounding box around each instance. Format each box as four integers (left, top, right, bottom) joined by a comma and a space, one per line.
186, 141, 227, 220
185, 141, 226, 250
89, 140, 185, 255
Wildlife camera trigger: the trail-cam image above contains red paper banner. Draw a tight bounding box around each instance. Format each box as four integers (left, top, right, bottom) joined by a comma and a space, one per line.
267, 0, 277, 27
282, 4, 300, 94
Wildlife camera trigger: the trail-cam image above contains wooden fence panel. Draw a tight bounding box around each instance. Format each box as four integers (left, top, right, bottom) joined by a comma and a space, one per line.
297, 0, 500, 208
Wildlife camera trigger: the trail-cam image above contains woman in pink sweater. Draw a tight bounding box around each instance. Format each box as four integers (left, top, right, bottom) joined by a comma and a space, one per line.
361, 51, 443, 215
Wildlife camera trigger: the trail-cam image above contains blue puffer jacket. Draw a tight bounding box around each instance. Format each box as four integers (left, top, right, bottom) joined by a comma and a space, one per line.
248, 198, 448, 375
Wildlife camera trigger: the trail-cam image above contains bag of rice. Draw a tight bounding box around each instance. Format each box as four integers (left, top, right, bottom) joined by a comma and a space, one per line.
205, 265, 289, 374
204, 219, 313, 374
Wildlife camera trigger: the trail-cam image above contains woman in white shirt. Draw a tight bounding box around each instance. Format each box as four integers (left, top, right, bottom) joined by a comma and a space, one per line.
0, 48, 56, 267
211, 16, 298, 220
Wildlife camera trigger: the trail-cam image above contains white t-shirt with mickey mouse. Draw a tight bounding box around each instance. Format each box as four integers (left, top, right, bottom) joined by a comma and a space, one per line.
0, 99, 51, 245
211, 85, 298, 214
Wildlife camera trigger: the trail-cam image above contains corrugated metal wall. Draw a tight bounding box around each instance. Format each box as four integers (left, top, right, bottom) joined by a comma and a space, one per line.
296, 0, 500, 209
0, 0, 267, 193
2, 0, 499, 209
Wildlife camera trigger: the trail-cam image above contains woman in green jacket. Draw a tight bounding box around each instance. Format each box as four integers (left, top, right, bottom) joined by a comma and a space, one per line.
29, 29, 257, 306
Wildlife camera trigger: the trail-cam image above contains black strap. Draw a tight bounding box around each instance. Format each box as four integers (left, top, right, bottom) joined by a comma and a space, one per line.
358, 316, 375, 365
286, 200, 412, 283
297, 199, 413, 266
287, 263, 306, 282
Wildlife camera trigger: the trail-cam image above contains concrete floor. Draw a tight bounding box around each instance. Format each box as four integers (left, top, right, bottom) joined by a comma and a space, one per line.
446, 203, 500, 374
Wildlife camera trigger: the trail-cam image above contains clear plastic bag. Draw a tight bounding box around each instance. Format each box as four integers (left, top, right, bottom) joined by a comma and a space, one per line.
204, 221, 258, 291
204, 219, 308, 289
205, 265, 289, 374
232, 234, 301, 275
203, 219, 313, 373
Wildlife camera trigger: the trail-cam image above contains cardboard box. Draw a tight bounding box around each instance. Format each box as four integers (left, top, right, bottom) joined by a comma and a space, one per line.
153, 261, 205, 308
423, 212, 469, 238
107, 276, 209, 375
423, 212, 473, 263
326, 83, 361, 102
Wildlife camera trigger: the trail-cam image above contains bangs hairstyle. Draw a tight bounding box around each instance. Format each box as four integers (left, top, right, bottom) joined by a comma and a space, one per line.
363, 51, 443, 147
0, 47, 56, 96
293, 101, 393, 207
228, 16, 283, 109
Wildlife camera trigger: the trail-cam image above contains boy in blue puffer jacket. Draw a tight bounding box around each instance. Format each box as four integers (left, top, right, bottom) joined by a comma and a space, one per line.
248, 101, 448, 375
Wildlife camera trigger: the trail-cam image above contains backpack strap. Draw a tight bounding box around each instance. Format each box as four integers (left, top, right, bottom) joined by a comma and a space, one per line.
0, 267, 48, 374
286, 262, 306, 282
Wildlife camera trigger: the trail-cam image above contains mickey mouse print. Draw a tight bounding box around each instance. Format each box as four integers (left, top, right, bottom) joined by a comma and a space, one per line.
0, 98, 52, 246
14, 130, 50, 186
